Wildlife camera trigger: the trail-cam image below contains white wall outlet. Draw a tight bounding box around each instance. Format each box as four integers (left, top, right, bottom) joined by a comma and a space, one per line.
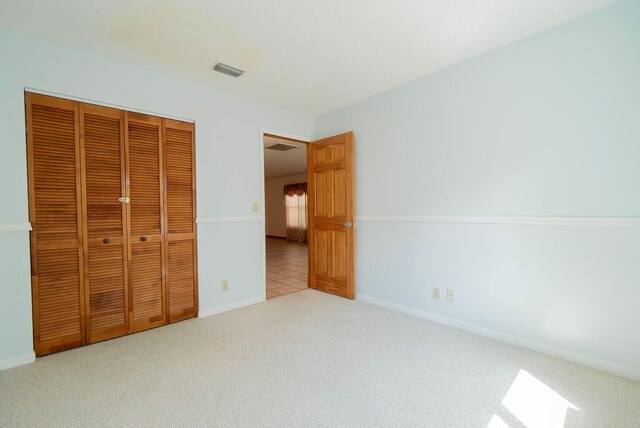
222, 280, 229, 291
447, 288, 456, 302
433, 287, 440, 300
252, 202, 259, 213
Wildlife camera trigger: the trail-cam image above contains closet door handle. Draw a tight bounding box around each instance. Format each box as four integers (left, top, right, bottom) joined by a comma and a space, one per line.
140, 236, 147, 242
118, 197, 130, 203
103, 238, 111, 244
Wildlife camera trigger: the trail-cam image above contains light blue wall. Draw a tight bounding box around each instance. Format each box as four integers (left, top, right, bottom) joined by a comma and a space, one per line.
0, 28, 314, 364
0, 233, 33, 362
317, 0, 640, 376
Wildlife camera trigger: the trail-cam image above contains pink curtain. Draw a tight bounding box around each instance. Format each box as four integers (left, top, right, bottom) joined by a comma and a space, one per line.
283, 183, 307, 242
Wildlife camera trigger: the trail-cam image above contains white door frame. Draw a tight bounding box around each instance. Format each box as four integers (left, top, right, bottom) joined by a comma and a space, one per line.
259, 128, 312, 301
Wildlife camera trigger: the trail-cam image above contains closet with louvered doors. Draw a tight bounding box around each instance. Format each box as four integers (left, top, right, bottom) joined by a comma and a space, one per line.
26, 93, 198, 356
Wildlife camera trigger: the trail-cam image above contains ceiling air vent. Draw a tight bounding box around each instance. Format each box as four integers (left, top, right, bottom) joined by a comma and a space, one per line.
212, 62, 244, 78
266, 143, 297, 151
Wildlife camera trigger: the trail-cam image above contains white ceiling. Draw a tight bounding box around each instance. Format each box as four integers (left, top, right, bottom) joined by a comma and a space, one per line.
264, 136, 306, 180
0, 0, 619, 115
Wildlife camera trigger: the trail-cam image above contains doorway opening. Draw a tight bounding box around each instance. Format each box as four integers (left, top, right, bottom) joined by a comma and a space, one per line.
262, 133, 310, 299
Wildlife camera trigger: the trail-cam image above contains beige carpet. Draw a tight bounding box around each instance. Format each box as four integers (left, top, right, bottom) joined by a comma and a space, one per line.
1, 289, 639, 427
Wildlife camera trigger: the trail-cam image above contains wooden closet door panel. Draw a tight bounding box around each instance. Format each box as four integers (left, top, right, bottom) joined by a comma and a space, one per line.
26, 93, 85, 356
126, 112, 167, 331
80, 104, 129, 342
164, 119, 198, 322
167, 240, 196, 321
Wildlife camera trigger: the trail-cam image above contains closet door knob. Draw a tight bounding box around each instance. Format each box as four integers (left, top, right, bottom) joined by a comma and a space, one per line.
103, 238, 111, 244
118, 197, 130, 203
140, 236, 147, 242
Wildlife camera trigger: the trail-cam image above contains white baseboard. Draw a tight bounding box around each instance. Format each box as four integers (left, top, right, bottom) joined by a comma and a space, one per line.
198, 297, 264, 319
0, 351, 35, 371
356, 293, 640, 382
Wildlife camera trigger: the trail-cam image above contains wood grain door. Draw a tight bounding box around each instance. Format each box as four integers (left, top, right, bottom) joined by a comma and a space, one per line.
163, 119, 198, 322
26, 93, 86, 355
307, 132, 355, 299
79, 104, 129, 343
126, 112, 167, 332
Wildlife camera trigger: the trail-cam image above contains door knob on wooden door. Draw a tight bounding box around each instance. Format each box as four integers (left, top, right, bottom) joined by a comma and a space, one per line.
140, 236, 148, 242
344, 221, 353, 228
118, 197, 130, 203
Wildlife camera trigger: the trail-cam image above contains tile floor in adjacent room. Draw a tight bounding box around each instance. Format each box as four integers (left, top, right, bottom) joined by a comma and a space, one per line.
266, 237, 308, 299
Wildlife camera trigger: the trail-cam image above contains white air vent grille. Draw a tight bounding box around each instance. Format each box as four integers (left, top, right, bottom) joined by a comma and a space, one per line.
212, 62, 244, 78
266, 143, 297, 151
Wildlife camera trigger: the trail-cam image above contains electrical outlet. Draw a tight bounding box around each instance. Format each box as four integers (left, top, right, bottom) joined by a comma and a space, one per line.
447, 288, 456, 302
433, 287, 440, 300
252, 202, 259, 213
222, 280, 229, 291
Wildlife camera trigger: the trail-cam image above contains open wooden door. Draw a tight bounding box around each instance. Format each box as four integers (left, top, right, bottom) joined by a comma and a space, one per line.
307, 132, 355, 299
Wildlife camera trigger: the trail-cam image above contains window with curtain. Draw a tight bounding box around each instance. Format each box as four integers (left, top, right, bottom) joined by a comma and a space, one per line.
283, 183, 307, 243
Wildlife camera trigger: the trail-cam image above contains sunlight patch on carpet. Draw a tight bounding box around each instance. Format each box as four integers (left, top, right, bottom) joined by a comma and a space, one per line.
501, 369, 579, 428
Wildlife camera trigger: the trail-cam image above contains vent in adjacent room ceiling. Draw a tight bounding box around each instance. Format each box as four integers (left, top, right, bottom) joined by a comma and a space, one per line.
266, 143, 298, 151
212, 62, 244, 78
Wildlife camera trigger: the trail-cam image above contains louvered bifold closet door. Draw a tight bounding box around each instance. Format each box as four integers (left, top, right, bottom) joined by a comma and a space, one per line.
163, 119, 198, 322
80, 104, 130, 342
126, 112, 167, 332
27, 93, 85, 356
